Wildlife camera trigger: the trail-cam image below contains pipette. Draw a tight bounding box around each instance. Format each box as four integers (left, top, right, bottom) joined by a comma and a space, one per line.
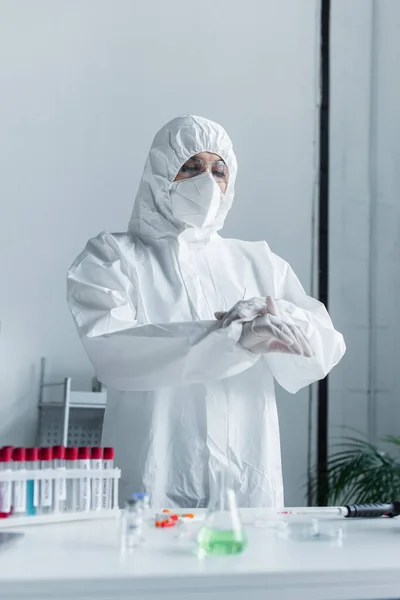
271, 502, 400, 518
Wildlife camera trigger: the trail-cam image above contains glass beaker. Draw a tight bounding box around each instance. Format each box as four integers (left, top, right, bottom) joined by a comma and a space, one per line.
197, 469, 247, 556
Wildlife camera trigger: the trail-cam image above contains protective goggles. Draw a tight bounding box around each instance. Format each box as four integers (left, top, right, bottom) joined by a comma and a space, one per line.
176, 156, 229, 183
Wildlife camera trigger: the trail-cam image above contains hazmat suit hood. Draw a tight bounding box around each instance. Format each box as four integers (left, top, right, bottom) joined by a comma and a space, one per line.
128, 115, 238, 241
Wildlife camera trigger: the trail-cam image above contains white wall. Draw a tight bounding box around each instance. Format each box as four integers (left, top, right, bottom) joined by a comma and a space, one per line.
371, 0, 400, 445
330, 0, 400, 448
0, 0, 320, 504
329, 0, 375, 442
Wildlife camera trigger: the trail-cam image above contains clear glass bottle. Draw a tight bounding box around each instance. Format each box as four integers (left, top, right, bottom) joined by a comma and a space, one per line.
132, 492, 150, 510
132, 493, 150, 541
121, 498, 143, 550
197, 469, 247, 556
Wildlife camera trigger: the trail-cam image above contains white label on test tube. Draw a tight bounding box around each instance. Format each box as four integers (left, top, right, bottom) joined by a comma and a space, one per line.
13, 479, 27, 513
91, 455, 102, 510
53, 447, 66, 503
39, 449, 54, 510
55, 466, 66, 502
0, 448, 13, 514
12, 449, 27, 514
59, 471, 67, 500
0, 476, 12, 513
66, 449, 79, 512
33, 478, 39, 507
79, 450, 91, 512
40, 474, 53, 507
102, 467, 110, 509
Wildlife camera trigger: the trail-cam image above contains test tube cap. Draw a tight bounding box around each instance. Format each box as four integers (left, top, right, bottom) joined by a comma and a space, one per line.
12, 447, 26, 461
65, 447, 78, 460
39, 447, 53, 461
53, 445, 66, 459
26, 448, 39, 461
103, 447, 114, 460
91, 447, 102, 459
78, 446, 90, 459
0, 447, 13, 462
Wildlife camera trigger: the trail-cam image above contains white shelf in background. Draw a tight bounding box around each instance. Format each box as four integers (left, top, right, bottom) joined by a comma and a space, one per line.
39, 391, 107, 410
70, 391, 107, 408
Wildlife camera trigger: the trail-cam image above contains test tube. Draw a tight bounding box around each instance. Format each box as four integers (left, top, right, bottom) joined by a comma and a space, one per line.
0, 447, 13, 517
102, 447, 114, 510
122, 497, 143, 550
26, 448, 39, 516
66, 447, 78, 512
78, 446, 91, 512
53, 445, 66, 512
90, 447, 102, 511
39, 447, 53, 514
12, 448, 27, 517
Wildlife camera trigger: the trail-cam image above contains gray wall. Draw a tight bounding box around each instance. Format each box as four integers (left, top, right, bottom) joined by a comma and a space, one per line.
330, 0, 400, 447
0, 0, 320, 504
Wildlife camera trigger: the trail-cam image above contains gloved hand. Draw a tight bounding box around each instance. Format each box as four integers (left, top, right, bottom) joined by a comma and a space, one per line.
215, 297, 269, 328
239, 313, 313, 357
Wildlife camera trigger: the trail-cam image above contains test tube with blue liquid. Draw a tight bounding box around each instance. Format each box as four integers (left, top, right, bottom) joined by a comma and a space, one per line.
26, 448, 39, 516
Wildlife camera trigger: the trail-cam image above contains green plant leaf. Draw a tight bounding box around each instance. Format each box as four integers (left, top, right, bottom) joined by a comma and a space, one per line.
310, 432, 400, 505
384, 435, 400, 447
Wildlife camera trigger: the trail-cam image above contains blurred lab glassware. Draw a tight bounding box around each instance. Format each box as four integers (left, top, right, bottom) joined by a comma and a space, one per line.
197, 469, 247, 556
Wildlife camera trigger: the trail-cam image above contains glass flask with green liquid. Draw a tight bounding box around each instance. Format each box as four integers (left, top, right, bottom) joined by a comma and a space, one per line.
197, 470, 247, 556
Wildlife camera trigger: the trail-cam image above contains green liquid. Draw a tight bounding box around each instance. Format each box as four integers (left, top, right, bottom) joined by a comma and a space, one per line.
197, 527, 247, 555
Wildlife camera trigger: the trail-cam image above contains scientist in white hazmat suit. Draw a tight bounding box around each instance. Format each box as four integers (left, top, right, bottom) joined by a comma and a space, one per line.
67, 115, 345, 508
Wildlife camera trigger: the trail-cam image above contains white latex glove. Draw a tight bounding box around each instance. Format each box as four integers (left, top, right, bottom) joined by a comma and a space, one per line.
239, 310, 314, 357
215, 297, 269, 328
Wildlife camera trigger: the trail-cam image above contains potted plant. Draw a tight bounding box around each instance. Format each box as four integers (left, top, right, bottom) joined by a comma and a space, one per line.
311, 433, 400, 505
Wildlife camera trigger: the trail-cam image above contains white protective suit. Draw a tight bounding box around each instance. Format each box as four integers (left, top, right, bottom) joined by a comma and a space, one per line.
67, 115, 345, 508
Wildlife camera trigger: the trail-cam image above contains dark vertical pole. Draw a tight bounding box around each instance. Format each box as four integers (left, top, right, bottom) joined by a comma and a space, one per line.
317, 0, 330, 506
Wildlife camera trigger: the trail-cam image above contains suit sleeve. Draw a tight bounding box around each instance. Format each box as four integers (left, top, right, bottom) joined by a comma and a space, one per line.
264, 250, 346, 394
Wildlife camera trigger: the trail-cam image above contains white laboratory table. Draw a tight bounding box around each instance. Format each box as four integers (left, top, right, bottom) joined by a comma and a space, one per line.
1, 510, 400, 600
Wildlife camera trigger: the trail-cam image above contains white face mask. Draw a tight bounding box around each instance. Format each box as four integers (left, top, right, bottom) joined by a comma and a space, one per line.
169, 173, 223, 228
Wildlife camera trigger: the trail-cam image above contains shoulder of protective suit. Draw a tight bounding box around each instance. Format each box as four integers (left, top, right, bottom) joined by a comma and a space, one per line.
68, 230, 137, 272
220, 237, 276, 258
221, 237, 267, 251
221, 237, 290, 272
